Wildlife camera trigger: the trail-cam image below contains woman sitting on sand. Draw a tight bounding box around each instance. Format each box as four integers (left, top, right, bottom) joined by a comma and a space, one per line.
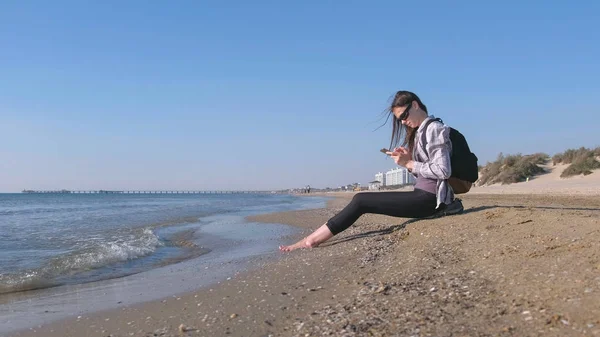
280, 90, 464, 252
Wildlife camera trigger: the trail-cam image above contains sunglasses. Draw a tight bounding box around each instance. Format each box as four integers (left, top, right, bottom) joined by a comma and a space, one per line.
398, 101, 412, 121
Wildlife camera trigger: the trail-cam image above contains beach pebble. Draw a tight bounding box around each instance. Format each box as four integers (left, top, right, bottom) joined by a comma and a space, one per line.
230, 313, 238, 319
178, 324, 194, 333
154, 327, 168, 335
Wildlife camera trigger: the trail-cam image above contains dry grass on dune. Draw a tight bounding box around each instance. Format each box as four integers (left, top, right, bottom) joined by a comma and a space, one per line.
477, 152, 549, 186
552, 147, 600, 177
477, 146, 600, 185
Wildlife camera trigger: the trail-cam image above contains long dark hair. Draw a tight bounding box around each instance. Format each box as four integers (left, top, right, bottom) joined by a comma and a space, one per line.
387, 91, 428, 153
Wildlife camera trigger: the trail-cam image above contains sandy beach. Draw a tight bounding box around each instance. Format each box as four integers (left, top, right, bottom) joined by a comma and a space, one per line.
8, 171, 600, 336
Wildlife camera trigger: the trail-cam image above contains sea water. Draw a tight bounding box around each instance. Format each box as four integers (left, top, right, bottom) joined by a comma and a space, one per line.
0, 192, 327, 333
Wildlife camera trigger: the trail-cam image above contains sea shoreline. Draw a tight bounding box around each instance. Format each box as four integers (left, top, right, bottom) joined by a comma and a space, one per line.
8, 190, 600, 336
1, 194, 330, 336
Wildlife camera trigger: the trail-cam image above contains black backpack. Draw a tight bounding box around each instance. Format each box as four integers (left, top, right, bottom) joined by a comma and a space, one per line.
421, 118, 479, 194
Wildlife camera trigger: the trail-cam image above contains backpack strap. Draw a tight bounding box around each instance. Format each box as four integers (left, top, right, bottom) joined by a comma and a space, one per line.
419, 117, 443, 157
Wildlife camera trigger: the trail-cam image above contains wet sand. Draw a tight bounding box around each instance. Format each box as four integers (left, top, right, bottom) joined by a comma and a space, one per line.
8, 191, 600, 336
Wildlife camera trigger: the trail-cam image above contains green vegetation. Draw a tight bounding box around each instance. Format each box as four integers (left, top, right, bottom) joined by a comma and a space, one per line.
553, 147, 600, 177
478, 153, 549, 185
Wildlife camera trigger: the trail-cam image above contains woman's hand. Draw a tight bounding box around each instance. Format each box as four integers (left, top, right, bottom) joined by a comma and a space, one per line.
387, 147, 413, 169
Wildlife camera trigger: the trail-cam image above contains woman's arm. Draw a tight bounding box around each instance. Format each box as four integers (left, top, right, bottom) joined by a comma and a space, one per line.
412, 123, 452, 180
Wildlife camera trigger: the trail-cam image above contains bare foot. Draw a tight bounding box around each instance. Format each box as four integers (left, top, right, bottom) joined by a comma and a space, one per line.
278, 238, 317, 252
279, 224, 334, 252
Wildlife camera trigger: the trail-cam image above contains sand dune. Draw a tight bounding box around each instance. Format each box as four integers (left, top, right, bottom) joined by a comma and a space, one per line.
472, 164, 600, 195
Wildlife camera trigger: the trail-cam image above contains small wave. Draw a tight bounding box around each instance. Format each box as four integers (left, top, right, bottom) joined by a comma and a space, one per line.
0, 201, 172, 217
0, 228, 162, 294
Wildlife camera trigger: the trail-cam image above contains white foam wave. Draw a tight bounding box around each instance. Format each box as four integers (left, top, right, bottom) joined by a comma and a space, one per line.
0, 228, 162, 293
55, 228, 162, 271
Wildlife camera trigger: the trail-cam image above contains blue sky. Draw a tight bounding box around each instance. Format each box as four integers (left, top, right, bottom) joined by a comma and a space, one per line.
1, 1, 599, 192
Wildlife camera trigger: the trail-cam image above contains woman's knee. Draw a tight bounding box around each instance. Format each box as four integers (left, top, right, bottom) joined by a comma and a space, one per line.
351, 192, 369, 206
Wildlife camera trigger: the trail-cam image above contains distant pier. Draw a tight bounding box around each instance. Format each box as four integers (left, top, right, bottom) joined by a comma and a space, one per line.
21, 189, 275, 194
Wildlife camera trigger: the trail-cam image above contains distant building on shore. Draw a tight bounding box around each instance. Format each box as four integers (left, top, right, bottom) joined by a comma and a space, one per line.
368, 180, 382, 190
370, 167, 415, 190
386, 167, 415, 186
375, 172, 386, 186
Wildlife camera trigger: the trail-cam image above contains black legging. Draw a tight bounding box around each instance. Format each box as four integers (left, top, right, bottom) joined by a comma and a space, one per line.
326, 189, 437, 235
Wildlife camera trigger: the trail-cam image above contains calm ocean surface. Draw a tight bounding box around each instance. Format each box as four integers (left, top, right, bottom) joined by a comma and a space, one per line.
0, 193, 324, 295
